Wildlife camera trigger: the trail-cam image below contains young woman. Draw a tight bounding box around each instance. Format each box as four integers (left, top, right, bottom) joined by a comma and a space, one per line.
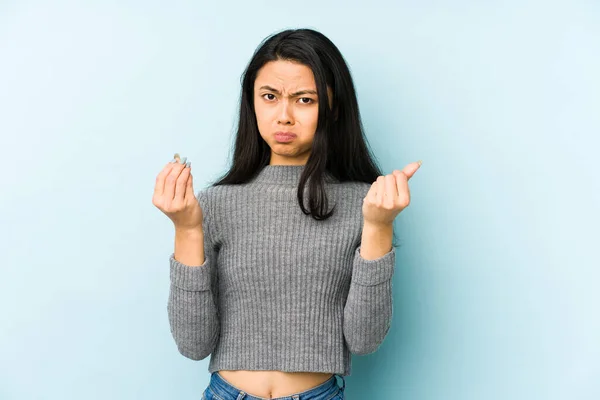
153, 28, 421, 400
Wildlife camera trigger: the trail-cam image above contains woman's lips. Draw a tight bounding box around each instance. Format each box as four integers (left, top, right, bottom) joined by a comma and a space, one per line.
274, 132, 296, 142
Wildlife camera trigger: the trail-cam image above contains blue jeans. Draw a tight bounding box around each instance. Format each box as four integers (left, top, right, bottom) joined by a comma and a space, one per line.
202, 371, 346, 400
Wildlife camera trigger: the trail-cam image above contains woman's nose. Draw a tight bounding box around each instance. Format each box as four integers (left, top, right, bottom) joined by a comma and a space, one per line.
277, 102, 294, 124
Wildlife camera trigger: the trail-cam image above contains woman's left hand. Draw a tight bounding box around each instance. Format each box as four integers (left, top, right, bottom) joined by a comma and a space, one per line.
362, 161, 422, 226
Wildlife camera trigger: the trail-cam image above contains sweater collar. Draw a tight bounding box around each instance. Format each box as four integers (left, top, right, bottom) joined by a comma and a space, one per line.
252, 164, 338, 185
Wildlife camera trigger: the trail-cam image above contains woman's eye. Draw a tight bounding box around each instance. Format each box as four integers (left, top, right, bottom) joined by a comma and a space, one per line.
299, 98, 313, 104
263, 94, 276, 101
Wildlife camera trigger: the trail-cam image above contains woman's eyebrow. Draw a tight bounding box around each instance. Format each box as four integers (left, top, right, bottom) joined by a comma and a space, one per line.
259, 85, 318, 97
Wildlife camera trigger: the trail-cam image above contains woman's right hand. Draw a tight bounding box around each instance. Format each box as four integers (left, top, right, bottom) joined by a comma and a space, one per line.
153, 155, 203, 232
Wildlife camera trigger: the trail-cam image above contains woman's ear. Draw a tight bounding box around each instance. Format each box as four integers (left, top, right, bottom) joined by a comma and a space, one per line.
326, 86, 337, 121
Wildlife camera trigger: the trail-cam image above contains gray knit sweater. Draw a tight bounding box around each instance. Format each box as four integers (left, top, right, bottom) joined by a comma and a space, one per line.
167, 164, 396, 376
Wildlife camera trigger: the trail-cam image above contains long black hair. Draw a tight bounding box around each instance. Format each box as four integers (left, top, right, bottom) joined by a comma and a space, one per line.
209, 28, 399, 247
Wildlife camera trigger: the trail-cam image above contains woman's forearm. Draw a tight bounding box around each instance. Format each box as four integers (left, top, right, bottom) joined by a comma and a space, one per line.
174, 227, 205, 266
359, 221, 393, 260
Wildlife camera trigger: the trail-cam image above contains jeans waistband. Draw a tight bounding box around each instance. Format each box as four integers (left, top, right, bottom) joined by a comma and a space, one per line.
210, 372, 345, 400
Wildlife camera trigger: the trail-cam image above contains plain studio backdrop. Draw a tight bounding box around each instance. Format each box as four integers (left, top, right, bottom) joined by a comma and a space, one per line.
0, 1, 598, 399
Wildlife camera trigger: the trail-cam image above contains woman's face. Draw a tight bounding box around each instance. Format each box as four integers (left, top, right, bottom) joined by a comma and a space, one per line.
254, 59, 332, 166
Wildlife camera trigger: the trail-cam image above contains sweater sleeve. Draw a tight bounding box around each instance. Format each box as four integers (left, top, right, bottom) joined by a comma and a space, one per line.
343, 245, 396, 355
167, 189, 220, 360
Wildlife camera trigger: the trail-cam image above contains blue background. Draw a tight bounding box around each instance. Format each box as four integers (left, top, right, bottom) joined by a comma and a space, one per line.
1, 1, 598, 398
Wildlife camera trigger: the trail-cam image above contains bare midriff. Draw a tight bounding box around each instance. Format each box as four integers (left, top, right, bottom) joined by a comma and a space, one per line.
217, 370, 334, 399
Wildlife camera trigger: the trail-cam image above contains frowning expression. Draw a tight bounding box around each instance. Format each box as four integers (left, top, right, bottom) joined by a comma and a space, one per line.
254, 59, 332, 165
